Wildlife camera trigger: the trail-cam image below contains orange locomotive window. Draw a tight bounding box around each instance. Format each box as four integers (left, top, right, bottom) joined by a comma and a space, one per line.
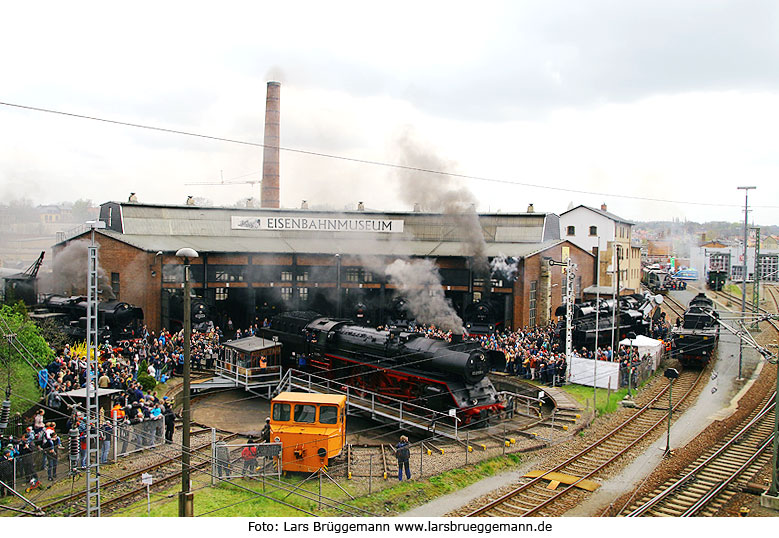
319, 405, 338, 424
293, 404, 316, 423
273, 403, 290, 421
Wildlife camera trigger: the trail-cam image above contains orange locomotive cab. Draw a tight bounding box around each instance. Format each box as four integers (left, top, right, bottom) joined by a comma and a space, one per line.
270, 392, 347, 473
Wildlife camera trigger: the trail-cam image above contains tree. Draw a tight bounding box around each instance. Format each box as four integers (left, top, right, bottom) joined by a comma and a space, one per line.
0, 303, 55, 415
71, 198, 94, 223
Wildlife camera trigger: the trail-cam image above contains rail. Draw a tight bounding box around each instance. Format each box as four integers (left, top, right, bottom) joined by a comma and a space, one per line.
626, 392, 776, 517
467, 368, 705, 517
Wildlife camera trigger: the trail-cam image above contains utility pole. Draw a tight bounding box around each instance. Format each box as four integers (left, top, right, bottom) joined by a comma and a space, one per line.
752, 227, 761, 329
737, 186, 755, 380
549, 255, 576, 383
85, 220, 105, 517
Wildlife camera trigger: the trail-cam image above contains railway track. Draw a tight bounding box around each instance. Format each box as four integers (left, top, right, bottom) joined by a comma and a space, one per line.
34, 429, 241, 517
624, 392, 776, 517
465, 367, 706, 517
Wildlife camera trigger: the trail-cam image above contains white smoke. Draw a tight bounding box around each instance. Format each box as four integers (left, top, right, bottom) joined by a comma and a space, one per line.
385, 258, 463, 333
51, 239, 115, 299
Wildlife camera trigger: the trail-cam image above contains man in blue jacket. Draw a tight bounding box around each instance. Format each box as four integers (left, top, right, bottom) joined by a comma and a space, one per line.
395, 435, 411, 481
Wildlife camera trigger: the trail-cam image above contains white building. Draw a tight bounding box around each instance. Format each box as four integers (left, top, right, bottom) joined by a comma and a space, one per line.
559, 204, 642, 293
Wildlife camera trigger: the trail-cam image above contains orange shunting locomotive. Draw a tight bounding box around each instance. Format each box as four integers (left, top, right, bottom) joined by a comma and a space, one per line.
270, 391, 347, 473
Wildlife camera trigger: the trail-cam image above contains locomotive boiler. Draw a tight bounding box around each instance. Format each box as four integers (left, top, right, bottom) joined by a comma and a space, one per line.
261, 311, 504, 425
32, 295, 144, 342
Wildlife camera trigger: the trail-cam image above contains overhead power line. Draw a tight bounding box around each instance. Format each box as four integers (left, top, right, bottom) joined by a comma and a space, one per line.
1, 100, 777, 209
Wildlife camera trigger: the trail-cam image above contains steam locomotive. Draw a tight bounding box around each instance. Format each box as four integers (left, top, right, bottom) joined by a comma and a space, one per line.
31, 295, 144, 342
671, 293, 719, 366
554, 293, 662, 350
261, 311, 505, 425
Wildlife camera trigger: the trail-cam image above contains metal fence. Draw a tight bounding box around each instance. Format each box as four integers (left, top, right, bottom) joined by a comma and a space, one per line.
115, 417, 166, 457
211, 439, 282, 484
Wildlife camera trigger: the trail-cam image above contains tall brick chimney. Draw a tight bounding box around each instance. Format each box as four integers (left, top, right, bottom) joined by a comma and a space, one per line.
261, 81, 281, 208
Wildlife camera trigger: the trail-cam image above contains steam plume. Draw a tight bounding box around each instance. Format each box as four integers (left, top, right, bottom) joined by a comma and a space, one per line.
385, 258, 463, 332
52, 239, 115, 299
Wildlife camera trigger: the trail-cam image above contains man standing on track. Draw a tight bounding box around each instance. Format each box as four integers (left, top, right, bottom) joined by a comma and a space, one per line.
395, 435, 411, 481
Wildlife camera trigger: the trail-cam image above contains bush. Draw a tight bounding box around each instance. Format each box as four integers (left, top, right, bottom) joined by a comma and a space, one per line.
137, 372, 156, 393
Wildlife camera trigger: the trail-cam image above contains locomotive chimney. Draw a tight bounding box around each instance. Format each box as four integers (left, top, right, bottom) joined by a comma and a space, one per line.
261, 81, 281, 209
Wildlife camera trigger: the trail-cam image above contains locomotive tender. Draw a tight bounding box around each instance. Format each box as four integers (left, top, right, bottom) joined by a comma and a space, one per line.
262, 311, 504, 425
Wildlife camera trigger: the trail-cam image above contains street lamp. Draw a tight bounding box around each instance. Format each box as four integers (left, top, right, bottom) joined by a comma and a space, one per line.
335, 253, 342, 318
663, 367, 679, 458
175, 247, 198, 517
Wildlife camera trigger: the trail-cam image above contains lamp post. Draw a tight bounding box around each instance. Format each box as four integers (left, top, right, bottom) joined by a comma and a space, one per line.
663, 367, 679, 458
335, 254, 342, 318
176, 247, 198, 517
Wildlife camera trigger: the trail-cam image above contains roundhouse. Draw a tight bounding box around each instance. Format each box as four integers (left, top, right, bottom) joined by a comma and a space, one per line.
52, 201, 595, 334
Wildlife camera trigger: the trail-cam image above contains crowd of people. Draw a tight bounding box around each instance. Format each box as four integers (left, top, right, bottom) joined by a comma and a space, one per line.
1, 323, 229, 493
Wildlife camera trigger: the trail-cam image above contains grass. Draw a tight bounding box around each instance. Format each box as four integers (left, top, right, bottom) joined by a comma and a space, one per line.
560, 384, 630, 416
114, 453, 524, 517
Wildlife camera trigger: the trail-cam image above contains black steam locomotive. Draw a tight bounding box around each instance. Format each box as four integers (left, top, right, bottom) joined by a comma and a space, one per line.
31, 295, 144, 342
671, 293, 719, 366
463, 299, 506, 336
554, 293, 661, 350
261, 311, 505, 425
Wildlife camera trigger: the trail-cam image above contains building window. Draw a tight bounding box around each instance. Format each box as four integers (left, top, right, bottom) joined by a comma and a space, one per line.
298, 287, 309, 301
111, 272, 120, 299
566, 226, 575, 236
281, 287, 293, 301
214, 267, 244, 282
345, 268, 361, 282
281, 271, 293, 281
215, 288, 227, 301
296, 271, 309, 282
529, 281, 537, 328
589, 226, 597, 236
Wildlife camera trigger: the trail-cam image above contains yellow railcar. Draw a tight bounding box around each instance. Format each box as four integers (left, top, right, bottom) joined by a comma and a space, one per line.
270, 391, 347, 473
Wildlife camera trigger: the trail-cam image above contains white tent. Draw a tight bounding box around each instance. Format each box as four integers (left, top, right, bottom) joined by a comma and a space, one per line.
619, 334, 665, 370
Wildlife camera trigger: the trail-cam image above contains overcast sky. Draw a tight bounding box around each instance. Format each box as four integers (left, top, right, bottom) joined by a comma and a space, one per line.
2, 0, 778, 225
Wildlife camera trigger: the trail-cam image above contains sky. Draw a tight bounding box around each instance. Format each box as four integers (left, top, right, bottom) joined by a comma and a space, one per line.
2, 0, 778, 225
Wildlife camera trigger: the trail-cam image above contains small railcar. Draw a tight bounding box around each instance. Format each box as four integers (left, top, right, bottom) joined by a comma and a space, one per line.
270, 391, 347, 473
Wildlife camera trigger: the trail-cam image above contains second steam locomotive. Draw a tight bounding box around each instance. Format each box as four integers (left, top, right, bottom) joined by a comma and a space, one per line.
671, 293, 719, 366
262, 311, 505, 426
